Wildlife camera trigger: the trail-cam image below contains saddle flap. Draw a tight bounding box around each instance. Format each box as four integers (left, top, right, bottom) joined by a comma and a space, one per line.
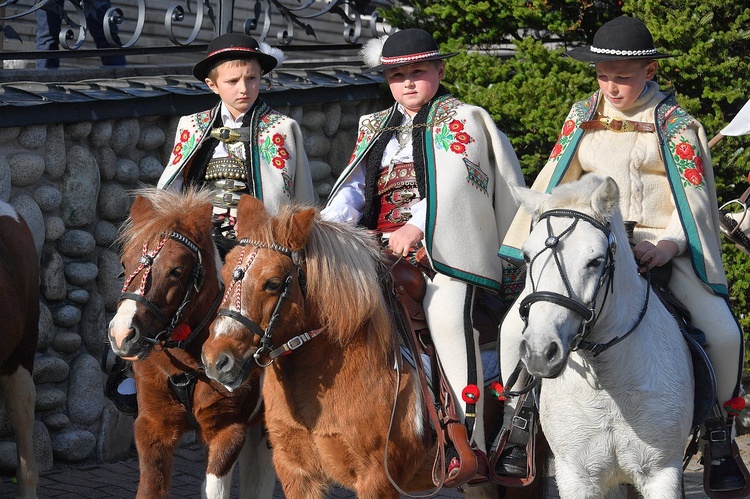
683, 329, 717, 428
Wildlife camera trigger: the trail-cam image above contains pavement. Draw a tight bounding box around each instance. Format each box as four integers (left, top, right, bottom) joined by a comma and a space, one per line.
1, 433, 748, 498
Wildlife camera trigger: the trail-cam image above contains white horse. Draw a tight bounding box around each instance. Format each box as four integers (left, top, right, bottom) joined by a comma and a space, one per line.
512, 175, 693, 499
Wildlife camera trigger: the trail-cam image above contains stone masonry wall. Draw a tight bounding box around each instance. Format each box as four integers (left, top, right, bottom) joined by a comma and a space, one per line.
0, 96, 388, 472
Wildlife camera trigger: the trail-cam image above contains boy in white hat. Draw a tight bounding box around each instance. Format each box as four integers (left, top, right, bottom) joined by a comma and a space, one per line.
498, 16, 747, 493
322, 28, 525, 481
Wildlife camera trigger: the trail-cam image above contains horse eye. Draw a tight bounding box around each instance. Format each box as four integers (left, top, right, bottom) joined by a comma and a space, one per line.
587, 257, 604, 269
264, 278, 282, 292
169, 267, 185, 279
118, 262, 126, 279
522, 253, 530, 264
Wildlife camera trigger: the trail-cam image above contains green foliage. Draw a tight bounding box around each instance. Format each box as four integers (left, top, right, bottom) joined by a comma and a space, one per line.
382, 0, 750, 371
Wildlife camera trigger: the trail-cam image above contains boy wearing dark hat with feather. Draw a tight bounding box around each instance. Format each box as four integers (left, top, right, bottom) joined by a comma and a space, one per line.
159, 33, 315, 251
322, 28, 526, 482
498, 16, 747, 494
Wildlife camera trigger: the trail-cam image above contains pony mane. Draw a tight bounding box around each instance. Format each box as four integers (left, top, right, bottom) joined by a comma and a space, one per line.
535, 174, 616, 226
253, 205, 394, 359
118, 187, 216, 249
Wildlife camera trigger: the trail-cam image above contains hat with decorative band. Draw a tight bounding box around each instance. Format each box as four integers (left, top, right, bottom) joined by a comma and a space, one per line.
565, 16, 673, 63
193, 33, 283, 81
361, 28, 457, 72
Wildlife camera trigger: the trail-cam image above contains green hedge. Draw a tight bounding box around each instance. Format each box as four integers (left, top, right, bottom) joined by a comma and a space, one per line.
382, 0, 750, 369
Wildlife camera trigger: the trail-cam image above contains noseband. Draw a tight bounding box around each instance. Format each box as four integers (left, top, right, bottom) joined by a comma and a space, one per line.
519, 209, 649, 356
216, 238, 323, 373
119, 231, 211, 349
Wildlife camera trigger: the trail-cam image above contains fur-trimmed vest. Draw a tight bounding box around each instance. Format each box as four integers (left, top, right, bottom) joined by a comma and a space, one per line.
158, 100, 316, 212
328, 94, 525, 293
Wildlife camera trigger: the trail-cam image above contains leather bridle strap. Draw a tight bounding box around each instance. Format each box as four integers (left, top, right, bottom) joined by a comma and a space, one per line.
520, 290, 595, 324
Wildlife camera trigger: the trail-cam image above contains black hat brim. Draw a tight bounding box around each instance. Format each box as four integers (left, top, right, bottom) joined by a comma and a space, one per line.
193, 50, 279, 81
365, 52, 458, 73
564, 46, 673, 63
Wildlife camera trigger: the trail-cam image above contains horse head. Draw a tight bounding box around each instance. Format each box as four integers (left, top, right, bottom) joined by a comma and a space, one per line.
201, 195, 315, 391
108, 188, 220, 360
515, 175, 638, 378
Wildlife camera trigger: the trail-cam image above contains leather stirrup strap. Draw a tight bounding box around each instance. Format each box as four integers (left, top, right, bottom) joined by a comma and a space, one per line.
383, 287, 448, 498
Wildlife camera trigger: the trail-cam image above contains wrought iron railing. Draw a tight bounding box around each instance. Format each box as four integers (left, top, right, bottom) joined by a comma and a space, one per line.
0, 0, 392, 64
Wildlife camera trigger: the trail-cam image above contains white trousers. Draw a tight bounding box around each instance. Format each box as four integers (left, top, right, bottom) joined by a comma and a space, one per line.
423, 273, 485, 451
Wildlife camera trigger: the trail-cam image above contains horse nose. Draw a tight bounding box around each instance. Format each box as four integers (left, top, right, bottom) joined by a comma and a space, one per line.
108, 324, 139, 354
519, 336, 564, 377
202, 350, 234, 380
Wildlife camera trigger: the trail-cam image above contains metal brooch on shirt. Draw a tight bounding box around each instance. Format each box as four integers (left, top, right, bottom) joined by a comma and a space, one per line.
210, 126, 252, 143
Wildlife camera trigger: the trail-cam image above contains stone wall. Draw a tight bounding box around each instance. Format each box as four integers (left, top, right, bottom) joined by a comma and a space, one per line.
0, 95, 388, 471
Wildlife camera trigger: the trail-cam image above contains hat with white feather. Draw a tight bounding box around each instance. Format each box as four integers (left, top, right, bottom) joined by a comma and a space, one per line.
361, 28, 457, 72
193, 33, 284, 81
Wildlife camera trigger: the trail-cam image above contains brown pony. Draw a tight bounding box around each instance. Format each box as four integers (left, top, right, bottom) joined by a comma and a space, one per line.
201, 195, 524, 498
107, 188, 274, 499
0, 201, 40, 499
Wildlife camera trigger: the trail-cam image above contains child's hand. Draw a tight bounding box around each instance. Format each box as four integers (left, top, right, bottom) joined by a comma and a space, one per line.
388, 224, 424, 257
632, 240, 679, 274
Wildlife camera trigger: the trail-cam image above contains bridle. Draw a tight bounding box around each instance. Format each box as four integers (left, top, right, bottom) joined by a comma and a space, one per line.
216, 238, 324, 374
119, 231, 221, 350
519, 209, 649, 357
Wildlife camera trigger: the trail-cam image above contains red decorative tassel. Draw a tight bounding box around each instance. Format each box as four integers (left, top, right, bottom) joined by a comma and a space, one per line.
489, 381, 507, 402
461, 384, 480, 404
724, 396, 747, 417
447, 457, 460, 476
171, 323, 192, 341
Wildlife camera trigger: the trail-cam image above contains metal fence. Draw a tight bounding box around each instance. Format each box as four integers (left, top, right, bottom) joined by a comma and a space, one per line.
0, 0, 392, 68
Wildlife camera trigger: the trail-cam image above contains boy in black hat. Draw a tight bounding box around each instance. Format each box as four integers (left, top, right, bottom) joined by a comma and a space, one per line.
159, 32, 315, 249
106, 33, 315, 416
498, 16, 747, 493
322, 28, 525, 484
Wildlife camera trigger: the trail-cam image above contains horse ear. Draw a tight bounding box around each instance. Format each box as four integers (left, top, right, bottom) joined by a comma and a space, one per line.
286, 208, 317, 251
514, 184, 550, 215
591, 176, 620, 218
235, 195, 270, 239
129, 195, 154, 225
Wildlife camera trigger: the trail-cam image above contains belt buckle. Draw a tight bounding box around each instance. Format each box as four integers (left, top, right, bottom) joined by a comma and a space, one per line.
214, 179, 247, 192
511, 415, 529, 430
214, 191, 241, 207
599, 117, 634, 133
212, 126, 241, 142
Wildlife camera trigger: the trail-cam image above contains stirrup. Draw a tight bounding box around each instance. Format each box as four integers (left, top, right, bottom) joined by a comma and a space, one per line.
702, 417, 750, 498
488, 388, 538, 487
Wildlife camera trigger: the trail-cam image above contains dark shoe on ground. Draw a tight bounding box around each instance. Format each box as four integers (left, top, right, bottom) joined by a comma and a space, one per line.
102, 349, 138, 417
494, 445, 527, 477
709, 456, 747, 493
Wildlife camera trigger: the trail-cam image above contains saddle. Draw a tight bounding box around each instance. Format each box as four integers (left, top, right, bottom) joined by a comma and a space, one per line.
384, 254, 502, 490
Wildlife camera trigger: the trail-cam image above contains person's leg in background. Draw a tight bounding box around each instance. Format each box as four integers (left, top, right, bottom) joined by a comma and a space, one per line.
35, 1, 63, 69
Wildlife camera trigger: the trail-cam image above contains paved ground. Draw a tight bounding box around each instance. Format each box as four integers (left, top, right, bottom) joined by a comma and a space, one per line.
1, 433, 748, 498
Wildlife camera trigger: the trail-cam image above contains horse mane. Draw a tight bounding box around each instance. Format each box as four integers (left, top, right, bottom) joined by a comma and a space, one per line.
118, 187, 216, 249
253, 205, 394, 359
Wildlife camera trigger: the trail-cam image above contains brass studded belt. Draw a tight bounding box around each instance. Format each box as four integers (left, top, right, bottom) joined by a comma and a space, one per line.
580, 116, 655, 133
205, 157, 247, 181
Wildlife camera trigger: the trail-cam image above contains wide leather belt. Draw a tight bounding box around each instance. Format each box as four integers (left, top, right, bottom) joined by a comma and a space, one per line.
210, 126, 252, 143
205, 157, 247, 181
376, 162, 421, 233
580, 116, 655, 133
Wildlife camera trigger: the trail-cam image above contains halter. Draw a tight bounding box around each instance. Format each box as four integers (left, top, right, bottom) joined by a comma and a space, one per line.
119, 231, 211, 349
216, 238, 323, 374
519, 209, 649, 357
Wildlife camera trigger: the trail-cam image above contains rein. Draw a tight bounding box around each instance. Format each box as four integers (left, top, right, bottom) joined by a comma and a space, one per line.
520, 209, 649, 357
119, 231, 208, 351
216, 238, 323, 372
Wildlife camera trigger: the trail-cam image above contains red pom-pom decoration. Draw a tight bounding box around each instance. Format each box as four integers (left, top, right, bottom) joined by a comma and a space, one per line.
171, 323, 192, 341
461, 384, 480, 404
489, 381, 507, 402
724, 396, 747, 417
747, 171, 750, 183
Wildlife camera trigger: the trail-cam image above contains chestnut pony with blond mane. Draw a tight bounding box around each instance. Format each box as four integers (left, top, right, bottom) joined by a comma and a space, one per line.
0, 200, 39, 499
107, 188, 274, 499
201, 195, 516, 499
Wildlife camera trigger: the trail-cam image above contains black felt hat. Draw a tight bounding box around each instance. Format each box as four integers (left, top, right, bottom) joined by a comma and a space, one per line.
362, 28, 457, 72
565, 16, 673, 63
193, 33, 280, 81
